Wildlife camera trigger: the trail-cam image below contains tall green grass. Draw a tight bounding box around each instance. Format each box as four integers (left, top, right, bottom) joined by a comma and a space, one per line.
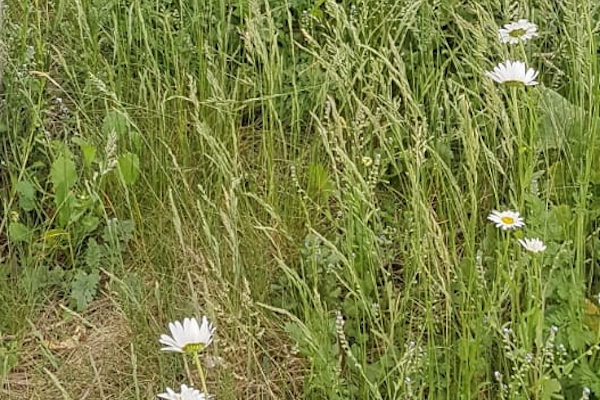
1, 0, 600, 398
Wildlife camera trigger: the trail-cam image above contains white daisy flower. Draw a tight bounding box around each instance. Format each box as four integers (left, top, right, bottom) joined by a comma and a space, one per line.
518, 238, 546, 253
487, 210, 525, 230
159, 316, 215, 354
499, 19, 538, 44
485, 60, 539, 87
158, 384, 207, 400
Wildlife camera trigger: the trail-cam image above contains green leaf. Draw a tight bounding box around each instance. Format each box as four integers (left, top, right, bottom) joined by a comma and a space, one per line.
573, 361, 600, 395
128, 129, 142, 153
22, 265, 64, 294
103, 219, 135, 248
56, 193, 75, 227
50, 155, 77, 201
537, 88, 576, 151
539, 377, 562, 400
81, 215, 100, 234
70, 270, 100, 311
118, 152, 140, 185
73, 137, 97, 168
8, 222, 32, 242
84, 238, 103, 271
50, 155, 77, 226
102, 111, 128, 137
15, 180, 36, 211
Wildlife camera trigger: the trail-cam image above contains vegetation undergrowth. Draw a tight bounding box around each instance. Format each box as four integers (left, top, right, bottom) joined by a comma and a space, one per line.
1, 0, 600, 398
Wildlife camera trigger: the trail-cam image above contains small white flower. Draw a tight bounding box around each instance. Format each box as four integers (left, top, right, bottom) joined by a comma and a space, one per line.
158, 384, 207, 400
583, 387, 591, 399
499, 19, 538, 44
488, 210, 525, 230
518, 238, 547, 253
494, 371, 502, 382
486, 60, 539, 87
159, 316, 215, 354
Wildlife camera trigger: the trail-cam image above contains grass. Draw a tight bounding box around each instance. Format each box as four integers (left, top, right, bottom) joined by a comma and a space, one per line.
1, 0, 600, 398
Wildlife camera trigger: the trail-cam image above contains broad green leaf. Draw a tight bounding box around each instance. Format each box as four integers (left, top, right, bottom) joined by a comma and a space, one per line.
129, 129, 142, 153
15, 180, 36, 211
50, 155, 77, 197
102, 110, 128, 137
8, 222, 32, 242
80, 215, 100, 234
537, 87, 576, 151
118, 152, 140, 185
73, 137, 97, 168
50, 155, 77, 226
54, 192, 75, 227
539, 377, 562, 400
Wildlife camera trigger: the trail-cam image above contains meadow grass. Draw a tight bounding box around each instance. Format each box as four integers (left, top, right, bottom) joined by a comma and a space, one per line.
1, 0, 600, 399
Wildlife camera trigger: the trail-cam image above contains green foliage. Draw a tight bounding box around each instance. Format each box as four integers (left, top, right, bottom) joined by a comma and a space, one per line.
118, 152, 140, 185
306, 163, 333, 205
70, 270, 100, 311
102, 111, 128, 138
3, 115, 137, 313
73, 137, 97, 168
8, 222, 32, 242
50, 153, 77, 226
539, 377, 561, 400
15, 180, 36, 211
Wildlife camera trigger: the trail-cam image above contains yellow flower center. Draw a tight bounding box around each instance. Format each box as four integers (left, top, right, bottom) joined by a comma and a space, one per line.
183, 343, 206, 354
509, 28, 526, 38
501, 216, 515, 225
503, 81, 525, 88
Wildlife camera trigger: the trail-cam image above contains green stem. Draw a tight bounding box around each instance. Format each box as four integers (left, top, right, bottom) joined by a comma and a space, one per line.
193, 352, 209, 395
510, 88, 525, 209
182, 357, 195, 386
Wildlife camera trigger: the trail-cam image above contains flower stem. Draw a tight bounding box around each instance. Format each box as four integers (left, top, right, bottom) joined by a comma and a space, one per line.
510, 87, 525, 209
183, 356, 195, 386
193, 352, 209, 395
